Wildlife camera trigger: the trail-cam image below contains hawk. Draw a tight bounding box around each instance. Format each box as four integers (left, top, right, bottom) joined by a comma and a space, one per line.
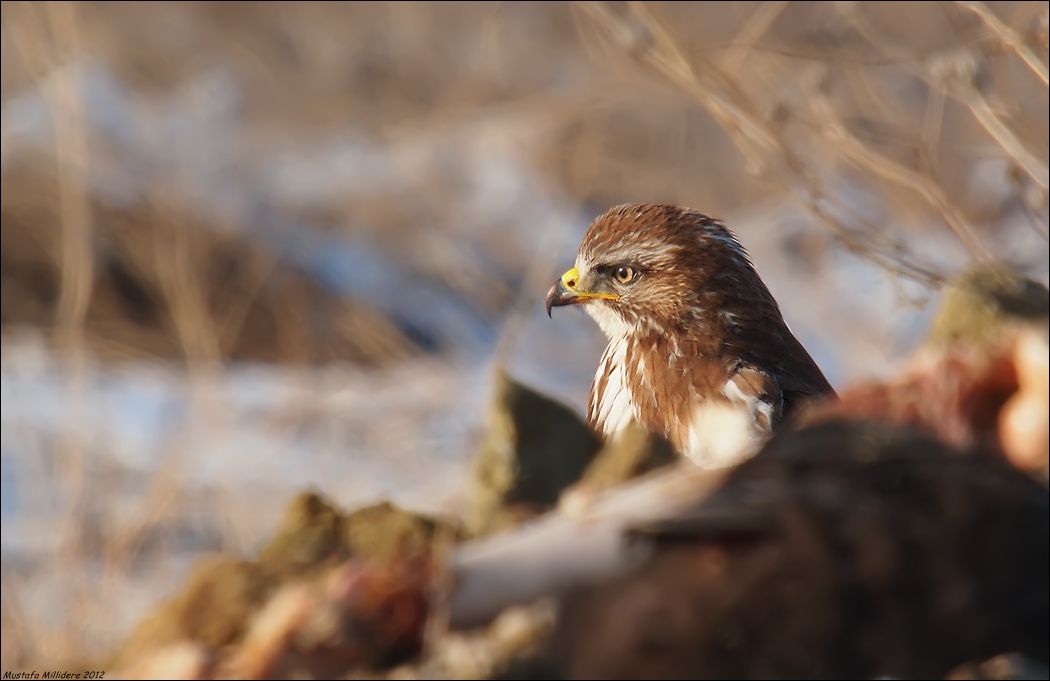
546, 203, 835, 468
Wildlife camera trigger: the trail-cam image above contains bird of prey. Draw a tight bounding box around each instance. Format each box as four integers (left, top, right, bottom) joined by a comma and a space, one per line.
546, 203, 834, 468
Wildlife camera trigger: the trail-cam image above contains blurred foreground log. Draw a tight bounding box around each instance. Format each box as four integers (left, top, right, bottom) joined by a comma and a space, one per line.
451, 459, 729, 630
555, 419, 1048, 679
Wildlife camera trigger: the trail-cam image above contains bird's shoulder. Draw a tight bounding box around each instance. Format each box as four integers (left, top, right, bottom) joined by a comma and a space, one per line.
717, 306, 835, 415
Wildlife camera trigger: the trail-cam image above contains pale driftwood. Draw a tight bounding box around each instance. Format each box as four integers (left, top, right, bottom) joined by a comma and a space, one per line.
447, 461, 731, 629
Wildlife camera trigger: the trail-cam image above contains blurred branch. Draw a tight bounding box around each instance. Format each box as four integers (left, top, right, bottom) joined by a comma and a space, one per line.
575, 1, 953, 285
217, 254, 278, 357
490, 209, 569, 370
806, 88, 994, 263
674, 2, 993, 266
149, 208, 224, 369
718, 1, 788, 78
1009, 165, 1050, 241
8, 2, 96, 342
46, 3, 94, 358
955, 0, 1049, 86
945, 70, 1049, 191
842, 5, 1048, 193
8, 0, 96, 653
920, 71, 946, 173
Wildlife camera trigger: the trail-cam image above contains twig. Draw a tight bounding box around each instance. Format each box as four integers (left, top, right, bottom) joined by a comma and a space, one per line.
719, 0, 789, 78
489, 207, 571, 371
955, 0, 1049, 86
949, 79, 1049, 191
574, 1, 952, 286
843, 5, 1048, 195
920, 74, 946, 173
10, 0, 98, 661
807, 91, 995, 265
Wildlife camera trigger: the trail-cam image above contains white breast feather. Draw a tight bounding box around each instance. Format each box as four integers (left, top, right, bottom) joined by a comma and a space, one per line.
683, 378, 773, 468
583, 295, 640, 439
590, 337, 637, 438
685, 401, 764, 468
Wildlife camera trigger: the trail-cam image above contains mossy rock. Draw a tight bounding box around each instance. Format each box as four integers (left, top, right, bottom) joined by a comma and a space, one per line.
111, 556, 277, 666
470, 371, 603, 536
257, 491, 350, 574
111, 491, 456, 668
344, 500, 452, 560
927, 268, 1049, 349
578, 422, 678, 493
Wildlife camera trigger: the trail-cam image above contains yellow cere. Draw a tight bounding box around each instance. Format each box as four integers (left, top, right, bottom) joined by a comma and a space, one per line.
561, 267, 619, 301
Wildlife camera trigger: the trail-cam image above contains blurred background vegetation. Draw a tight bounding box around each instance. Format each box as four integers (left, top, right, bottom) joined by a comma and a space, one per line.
1, 0, 1047, 669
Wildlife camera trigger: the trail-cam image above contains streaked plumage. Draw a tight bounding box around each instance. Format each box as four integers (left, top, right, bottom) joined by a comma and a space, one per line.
546, 203, 834, 467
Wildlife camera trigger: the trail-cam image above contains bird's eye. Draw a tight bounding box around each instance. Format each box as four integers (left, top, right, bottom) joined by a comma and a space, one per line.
614, 265, 636, 284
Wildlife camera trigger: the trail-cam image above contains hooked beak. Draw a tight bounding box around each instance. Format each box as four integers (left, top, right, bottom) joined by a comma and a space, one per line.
545, 267, 619, 318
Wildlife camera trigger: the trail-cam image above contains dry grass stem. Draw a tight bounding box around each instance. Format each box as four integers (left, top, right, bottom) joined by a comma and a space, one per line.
718, 1, 790, 78
575, 1, 970, 285
956, 0, 1049, 86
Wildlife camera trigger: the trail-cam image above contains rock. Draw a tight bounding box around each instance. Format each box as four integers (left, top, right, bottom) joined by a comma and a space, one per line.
561, 423, 678, 514
343, 500, 452, 562
926, 268, 1049, 351
110, 492, 453, 678
113, 556, 278, 663
257, 491, 349, 574
468, 370, 602, 536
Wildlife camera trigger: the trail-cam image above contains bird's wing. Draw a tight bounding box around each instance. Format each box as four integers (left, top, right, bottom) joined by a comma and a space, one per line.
725, 365, 783, 432
726, 320, 835, 417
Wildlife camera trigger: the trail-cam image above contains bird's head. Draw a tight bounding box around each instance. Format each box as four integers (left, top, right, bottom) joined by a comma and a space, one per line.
546, 203, 759, 339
